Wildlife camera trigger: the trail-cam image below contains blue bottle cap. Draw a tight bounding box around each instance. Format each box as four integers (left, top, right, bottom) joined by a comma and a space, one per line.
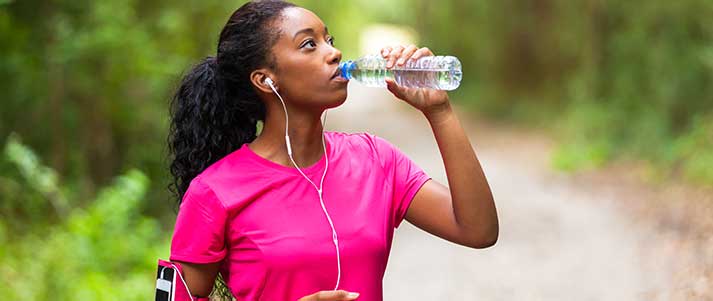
338, 61, 356, 80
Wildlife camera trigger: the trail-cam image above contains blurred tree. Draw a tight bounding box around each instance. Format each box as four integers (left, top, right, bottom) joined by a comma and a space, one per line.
1, 135, 164, 300
0, 0, 240, 218
410, 0, 713, 183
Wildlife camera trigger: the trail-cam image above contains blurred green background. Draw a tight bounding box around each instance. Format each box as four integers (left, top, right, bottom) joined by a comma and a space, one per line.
1, 0, 711, 299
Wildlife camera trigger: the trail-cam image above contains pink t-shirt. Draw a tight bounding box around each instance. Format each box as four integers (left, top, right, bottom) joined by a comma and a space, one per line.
170, 131, 431, 300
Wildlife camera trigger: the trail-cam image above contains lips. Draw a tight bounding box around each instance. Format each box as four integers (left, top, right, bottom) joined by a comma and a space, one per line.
331, 67, 341, 79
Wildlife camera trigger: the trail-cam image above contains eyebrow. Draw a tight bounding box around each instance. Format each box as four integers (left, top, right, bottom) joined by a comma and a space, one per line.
292, 26, 329, 41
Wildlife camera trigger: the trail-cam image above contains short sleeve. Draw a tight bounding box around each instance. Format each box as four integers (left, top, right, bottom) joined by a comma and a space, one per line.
372, 135, 432, 229
169, 177, 228, 263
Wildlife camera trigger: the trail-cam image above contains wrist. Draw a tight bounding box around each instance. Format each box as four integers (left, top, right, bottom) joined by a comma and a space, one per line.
423, 102, 454, 124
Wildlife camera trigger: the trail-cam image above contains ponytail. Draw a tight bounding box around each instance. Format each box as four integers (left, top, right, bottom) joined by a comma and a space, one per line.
167, 56, 263, 206
168, 1, 295, 207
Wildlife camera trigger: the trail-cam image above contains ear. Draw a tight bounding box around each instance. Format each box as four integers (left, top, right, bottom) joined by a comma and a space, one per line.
250, 69, 277, 94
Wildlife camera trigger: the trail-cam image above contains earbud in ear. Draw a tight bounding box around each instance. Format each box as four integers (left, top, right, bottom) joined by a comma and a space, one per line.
264, 77, 274, 86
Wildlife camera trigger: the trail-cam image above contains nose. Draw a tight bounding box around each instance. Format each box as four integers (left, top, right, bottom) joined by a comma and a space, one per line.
328, 47, 342, 65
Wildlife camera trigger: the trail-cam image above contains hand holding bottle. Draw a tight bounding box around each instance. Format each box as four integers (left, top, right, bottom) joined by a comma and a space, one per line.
380, 45, 452, 117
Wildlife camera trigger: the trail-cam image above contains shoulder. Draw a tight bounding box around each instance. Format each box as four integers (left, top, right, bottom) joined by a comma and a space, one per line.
184, 148, 252, 206
181, 175, 226, 211
325, 130, 397, 166
191, 144, 257, 186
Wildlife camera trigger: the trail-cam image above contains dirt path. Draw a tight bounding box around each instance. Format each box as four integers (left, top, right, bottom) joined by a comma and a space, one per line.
327, 84, 685, 300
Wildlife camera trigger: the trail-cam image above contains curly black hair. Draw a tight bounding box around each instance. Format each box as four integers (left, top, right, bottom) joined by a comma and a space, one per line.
168, 0, 297, 208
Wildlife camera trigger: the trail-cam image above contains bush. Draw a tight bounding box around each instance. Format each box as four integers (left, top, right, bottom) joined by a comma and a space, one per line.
0, 135, 168, 300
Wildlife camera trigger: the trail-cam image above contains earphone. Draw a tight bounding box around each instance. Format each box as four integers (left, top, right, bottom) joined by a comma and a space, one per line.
264, 77, 342, 291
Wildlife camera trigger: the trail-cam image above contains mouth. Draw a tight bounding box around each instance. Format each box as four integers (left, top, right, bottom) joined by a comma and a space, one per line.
331, 67, 341, 79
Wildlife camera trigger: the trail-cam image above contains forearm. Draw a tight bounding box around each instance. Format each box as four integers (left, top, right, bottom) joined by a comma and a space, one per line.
424, 103, 499, 245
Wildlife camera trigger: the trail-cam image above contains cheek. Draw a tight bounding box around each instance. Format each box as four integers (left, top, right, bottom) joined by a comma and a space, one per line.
281, 70, 322, 94
282, 66, 326, 90
277, 60, 340, 102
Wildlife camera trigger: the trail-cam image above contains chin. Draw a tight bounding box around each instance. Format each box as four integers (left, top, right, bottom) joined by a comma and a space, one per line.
325, 90, 348, 109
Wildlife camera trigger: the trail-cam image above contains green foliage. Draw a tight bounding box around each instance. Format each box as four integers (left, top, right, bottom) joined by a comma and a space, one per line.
551, 103, 617, 171
413, 0, 713, 185
4, 133, 70, 217
0, 136, 167, 300
672, 114, 713, 184
0, 0, 238, 217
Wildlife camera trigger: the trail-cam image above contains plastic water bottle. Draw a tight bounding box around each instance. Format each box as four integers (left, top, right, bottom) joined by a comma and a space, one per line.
338, 54, 463, 90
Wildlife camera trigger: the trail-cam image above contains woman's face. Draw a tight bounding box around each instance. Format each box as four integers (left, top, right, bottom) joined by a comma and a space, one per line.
267, 7, 348, 111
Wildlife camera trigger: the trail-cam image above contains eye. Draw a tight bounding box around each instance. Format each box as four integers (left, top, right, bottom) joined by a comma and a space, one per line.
327, 36, 335, 46
301, 39, 317, 49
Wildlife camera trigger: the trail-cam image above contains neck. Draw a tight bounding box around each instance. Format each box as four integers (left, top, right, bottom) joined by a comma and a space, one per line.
249, 103, 327, 169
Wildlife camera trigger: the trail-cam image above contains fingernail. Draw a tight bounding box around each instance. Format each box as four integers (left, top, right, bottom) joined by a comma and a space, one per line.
348, 292, 359, 298
397, 58, 405, 65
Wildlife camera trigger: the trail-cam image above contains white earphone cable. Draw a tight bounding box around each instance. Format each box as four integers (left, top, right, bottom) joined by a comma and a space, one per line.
170, 263, 196, 301
267, 79, 341, 290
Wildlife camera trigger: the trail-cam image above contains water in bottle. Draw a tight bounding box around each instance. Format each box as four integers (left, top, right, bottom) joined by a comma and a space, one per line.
338, 54, 462, 90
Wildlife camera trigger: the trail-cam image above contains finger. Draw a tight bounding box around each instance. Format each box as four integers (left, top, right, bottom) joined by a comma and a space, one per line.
385, 78, 406, 100
380, 46, 392, 58
396, 45, 418, 67
411, 47, 433, 61
311, 290, 360, 301
386, 45, 405, 69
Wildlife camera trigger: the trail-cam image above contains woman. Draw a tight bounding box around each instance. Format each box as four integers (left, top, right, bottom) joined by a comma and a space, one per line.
167, 1, 498, 300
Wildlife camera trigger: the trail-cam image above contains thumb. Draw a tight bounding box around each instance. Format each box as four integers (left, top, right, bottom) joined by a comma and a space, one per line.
385, 78, 406, 100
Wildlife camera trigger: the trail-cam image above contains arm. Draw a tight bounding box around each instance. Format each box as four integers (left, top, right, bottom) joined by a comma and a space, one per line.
170, 180, 228, 298
381, 45, 499, 249
407, 105, 498, 248
175, 260, 221, 298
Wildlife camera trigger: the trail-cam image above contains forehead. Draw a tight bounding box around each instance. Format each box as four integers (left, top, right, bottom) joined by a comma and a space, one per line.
277, 7, 327, 38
